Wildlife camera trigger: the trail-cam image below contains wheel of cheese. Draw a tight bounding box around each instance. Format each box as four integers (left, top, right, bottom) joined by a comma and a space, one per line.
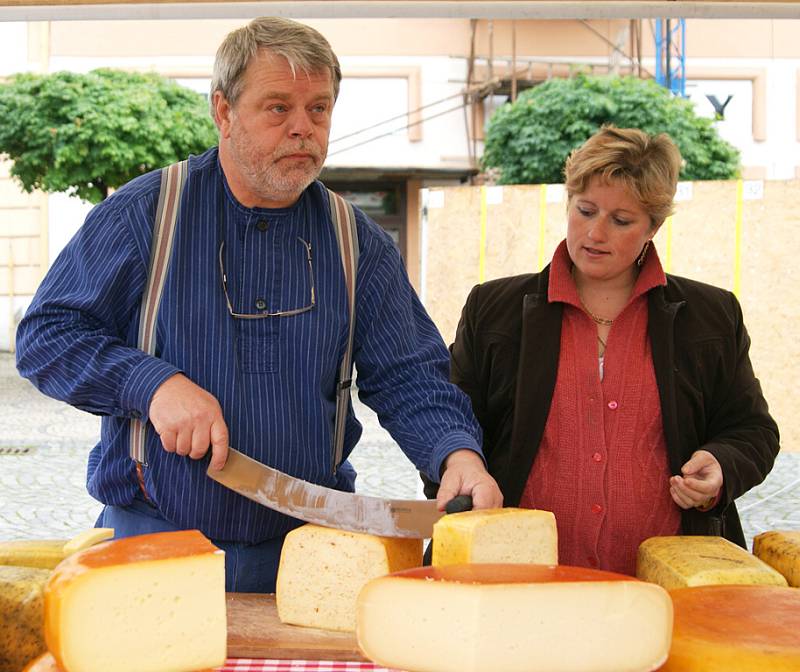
637, 535, 787, 589
432, 508, 557, 567
45, 529, 226, 672
752, 530, 800, 587
0, 565, 49, 672
356, 563, 672, 672
276, 524, 422, 632
660, 585, 800, 671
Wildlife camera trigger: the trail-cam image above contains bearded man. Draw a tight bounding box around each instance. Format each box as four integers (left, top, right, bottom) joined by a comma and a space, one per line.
15, 17, 501, 592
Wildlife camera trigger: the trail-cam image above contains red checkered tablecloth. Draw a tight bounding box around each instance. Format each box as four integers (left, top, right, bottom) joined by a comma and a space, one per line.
216, 660, 399, 672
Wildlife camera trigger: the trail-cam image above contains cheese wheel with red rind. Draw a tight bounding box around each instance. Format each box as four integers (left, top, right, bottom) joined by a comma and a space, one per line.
45, 530, 226, 672
356, 563, 672, 672
659, 585, 800, 671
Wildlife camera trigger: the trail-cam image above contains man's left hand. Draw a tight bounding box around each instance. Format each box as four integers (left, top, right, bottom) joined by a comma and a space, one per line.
436, 449, 503, 511
670, 449, 723, 510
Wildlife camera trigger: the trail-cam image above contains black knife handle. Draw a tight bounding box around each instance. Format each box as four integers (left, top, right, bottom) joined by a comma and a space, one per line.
445, 494, 473, 514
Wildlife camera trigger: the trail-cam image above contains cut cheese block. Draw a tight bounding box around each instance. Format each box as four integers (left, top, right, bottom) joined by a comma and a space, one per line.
432, 507, 557, 567
637, 535, 787, 589
0, 565, 50, 672
0, 529, 114, 570
276, 524, 421, 632
660, 585, 800, 671
752, 530, 800, 587
45, 529, 226, 672
356, 563, 672, 672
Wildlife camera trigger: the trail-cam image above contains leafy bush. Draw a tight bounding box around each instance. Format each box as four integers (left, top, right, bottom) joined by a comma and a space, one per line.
0, 69, 217, 202
482, 73, 740, 184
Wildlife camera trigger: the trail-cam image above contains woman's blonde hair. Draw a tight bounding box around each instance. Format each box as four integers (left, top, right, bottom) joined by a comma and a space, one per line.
210, 17, 341, 115
564, 126, 682, 228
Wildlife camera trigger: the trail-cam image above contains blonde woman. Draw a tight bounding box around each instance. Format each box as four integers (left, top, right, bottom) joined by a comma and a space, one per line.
425, 126, 779, 575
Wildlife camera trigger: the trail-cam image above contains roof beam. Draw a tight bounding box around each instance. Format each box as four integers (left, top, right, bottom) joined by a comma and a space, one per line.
1, 1, 800, 23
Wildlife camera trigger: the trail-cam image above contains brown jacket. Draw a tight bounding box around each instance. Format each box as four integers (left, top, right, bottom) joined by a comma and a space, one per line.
425, 266, 779, 548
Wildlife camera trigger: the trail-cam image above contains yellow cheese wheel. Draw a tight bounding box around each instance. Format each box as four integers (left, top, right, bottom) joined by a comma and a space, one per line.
0, 565, 50, 672
753, 530, 800, 587
0, 529, 114, 570
432, 507, 557, 567
357, 564, 673, 672
276, 524, 421, 632
660, 585, 800, 671
637, 535, 787, 589
45, 529, 226, 672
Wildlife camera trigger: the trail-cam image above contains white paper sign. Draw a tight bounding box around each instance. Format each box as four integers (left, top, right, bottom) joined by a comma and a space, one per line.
427, 190, 445, 209
485, 186, 504, 205
675, 182, 693, 202
743, 180, 764, 201
546, 184, 566, 203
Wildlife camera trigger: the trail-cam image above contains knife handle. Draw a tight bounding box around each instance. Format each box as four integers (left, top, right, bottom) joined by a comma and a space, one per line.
444, 494, 473, 514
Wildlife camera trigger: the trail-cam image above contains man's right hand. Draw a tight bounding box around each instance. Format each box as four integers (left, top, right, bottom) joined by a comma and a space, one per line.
148, 373, 229, 470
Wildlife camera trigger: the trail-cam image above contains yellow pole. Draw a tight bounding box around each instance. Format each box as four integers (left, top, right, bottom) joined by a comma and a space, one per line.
479, 186, 487, 283
734, 180, 743, 297
538, 184, 547, 271
664, 215, 673, 274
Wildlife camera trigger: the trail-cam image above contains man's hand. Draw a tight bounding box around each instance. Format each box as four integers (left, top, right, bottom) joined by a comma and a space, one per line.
148, 373, 229, 470
436, 449, 503, 511
669, 449, 723, 510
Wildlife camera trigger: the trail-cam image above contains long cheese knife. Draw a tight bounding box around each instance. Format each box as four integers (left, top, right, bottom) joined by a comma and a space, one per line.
207, 447, 472, 538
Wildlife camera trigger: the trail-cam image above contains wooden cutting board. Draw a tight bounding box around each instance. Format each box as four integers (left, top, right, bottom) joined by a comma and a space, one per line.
227, 593, 367, 661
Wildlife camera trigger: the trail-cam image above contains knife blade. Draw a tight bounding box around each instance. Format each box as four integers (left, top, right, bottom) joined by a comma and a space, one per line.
207, 447, 471, 538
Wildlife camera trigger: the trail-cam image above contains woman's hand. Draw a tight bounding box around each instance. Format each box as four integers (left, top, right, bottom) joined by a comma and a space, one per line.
670, 449, 723, 510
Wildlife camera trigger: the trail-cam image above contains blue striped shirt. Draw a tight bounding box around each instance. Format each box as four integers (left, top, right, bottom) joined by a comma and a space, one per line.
15, 147, 483, 543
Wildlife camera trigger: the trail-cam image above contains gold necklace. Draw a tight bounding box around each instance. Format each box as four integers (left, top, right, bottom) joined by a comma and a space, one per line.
579, 298, 614, 326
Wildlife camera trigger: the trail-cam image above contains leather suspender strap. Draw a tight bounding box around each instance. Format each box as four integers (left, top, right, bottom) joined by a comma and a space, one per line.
129, 160, 188, 482
327, 189, 359, 474
129, 171, 357, 492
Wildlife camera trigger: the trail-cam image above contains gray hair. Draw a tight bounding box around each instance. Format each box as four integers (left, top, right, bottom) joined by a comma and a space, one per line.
210, 16, 341, 116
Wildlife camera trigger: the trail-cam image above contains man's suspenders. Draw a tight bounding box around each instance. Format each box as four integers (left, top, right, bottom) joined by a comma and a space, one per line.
130, 163, 359, 494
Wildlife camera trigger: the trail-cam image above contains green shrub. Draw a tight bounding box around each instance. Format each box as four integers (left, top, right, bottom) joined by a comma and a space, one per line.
482, 73, 740, 184
0, 69, 217, 203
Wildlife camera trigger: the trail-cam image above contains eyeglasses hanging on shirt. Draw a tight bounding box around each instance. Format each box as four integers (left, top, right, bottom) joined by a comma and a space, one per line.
218, 235, 316, 319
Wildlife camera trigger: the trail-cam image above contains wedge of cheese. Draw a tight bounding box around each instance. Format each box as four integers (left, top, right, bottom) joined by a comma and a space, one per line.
661, 585, 800, 671
0, 565, 49, 672
276, 524, 421, 632
356, 563, 672, 672
432, 507, 557, 567
753, 530, 800, 587
0, 529, 114, 570
45, 529, 226, 672
637, 535, 787, 589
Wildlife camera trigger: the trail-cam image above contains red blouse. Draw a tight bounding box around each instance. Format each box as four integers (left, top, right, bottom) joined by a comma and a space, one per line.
519, 241, 681, 575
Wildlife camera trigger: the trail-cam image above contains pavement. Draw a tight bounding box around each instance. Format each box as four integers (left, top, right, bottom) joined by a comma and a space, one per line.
0, 352, 797, 550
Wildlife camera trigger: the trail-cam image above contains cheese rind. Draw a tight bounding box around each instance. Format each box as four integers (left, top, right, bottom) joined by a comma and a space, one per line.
0, 565, 49, 672
276, 524, 421, 632
45, 529, 226, 672
661, 585, 800, 671
636, 535, 787, 589
0, 529, 114, 570
432, 508, 557, 567
752, 530, 800, 587
356, 564, 672, 672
